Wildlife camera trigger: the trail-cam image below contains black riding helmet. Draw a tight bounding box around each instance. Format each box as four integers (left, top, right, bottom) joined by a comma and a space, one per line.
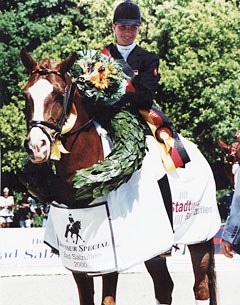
113, 0, 141, 26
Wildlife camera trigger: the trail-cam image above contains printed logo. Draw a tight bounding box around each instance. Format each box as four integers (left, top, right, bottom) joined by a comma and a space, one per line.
64, 213, 85, 244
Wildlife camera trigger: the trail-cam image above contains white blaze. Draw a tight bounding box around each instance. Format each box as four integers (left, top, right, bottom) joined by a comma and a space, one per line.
28, 79, 53, 121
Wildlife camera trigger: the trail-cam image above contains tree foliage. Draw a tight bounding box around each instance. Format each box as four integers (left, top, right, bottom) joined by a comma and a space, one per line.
150, 0, 240, 163
0, 0, 78, 104
1, 0, 239, 191
0, 98, 26, 173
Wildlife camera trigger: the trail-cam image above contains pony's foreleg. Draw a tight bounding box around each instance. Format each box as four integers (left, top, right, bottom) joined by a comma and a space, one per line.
206, 239, 217, 305
101, 272, 118, 305
145, 256, 173, 305
72, 272, 94, 305
188, 239, 217, 305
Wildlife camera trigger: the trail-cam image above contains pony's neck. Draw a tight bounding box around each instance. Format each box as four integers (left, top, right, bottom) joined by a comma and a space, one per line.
54, 89, 104, 204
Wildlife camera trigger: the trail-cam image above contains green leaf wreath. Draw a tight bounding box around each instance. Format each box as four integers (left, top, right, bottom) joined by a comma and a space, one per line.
72, 110, 147, 200
70, 50, 147, 200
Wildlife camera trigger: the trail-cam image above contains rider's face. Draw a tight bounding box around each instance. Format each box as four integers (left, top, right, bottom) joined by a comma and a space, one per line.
112, 24, 140, 46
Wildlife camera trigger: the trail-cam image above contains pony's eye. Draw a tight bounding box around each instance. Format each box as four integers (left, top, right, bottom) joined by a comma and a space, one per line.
55, 92, 64, 104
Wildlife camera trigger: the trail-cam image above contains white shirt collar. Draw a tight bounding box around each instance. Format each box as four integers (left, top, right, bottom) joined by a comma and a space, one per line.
117, 43, 136, 61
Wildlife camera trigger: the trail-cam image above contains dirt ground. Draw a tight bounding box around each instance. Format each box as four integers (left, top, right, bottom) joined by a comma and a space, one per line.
1, 255, 240, 305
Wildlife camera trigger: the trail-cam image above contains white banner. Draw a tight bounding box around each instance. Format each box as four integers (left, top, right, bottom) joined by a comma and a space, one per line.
0, 228, 64, 276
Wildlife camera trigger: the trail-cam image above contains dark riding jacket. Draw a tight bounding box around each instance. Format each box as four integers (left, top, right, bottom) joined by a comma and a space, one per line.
105, 43, 160, 111
83, 44, 160, 131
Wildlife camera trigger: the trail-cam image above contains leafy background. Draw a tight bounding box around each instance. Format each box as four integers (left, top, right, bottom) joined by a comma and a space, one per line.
0, 0, 239, 196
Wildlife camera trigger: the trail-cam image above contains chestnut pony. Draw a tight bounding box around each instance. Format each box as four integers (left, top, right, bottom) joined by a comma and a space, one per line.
20, 49, 217, 305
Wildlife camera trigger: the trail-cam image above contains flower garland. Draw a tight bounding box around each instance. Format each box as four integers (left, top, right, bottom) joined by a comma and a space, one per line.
71, 50, 127, 105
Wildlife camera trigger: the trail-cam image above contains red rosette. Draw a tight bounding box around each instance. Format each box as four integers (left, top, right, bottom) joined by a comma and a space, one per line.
155, 127, 173, 143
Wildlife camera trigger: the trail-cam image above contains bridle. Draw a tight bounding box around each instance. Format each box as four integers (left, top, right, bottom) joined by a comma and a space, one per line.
26, 69, 95, 147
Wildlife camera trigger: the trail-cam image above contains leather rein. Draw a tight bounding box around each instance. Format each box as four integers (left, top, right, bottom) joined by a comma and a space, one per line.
27, 69, 95, 145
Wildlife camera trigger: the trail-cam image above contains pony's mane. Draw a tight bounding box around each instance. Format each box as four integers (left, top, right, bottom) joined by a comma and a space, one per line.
37, 58, 57, 70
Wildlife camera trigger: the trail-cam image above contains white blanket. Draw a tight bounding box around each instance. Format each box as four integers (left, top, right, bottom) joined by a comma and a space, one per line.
45, 136, 174, 274
169, 136, 221, 244
44, 135, 221, 274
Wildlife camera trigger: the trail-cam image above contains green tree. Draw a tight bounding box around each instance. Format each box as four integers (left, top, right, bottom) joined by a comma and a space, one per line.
1, 0, 239, 191
149, 0, 240, 165
0, 0, 78, 105
0, 0, 80, 190
0, 98, 26, 175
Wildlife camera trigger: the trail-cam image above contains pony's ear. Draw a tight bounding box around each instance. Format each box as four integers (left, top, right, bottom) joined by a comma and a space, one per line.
58, 52, 77, 75
216, 138, 231, 152
20, 48, 37, 74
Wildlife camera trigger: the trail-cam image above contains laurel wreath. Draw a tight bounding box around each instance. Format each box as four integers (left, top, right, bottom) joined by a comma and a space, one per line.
72, 110, 147, 200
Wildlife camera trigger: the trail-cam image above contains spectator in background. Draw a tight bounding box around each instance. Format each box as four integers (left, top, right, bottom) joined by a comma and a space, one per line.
218, 191, 233, 222
41, 203, 50, 227
0, 187, 14, 228
221, 130, 240, 257
16, 192, 33, 228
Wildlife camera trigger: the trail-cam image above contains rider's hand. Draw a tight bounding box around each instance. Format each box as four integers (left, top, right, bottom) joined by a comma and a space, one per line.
221, 240, 234, 258
119, 92, 137, 110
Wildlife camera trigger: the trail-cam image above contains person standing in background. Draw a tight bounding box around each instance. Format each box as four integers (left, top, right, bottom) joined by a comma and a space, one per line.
16, 192, 33, 228
221, 130, 240, 257
0, 187, 14, 228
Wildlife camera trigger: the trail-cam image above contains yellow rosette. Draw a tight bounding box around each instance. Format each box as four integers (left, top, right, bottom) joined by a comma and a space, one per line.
50, 104, 77, 160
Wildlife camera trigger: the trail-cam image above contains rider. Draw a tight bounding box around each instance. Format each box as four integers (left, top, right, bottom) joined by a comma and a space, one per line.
104, 0, 173, 235
82, 0, 173, 254
102, 3, 174, 304
221, 130, 240, 258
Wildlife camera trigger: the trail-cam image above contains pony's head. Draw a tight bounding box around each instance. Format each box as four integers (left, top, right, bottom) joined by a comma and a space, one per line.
217, 137, 240, 187
20, 48, 77, 163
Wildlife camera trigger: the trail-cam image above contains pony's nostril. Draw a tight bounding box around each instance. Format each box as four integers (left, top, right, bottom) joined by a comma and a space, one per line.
41, 139, 47, 147
24, 138, 35, 159
24, 138, 31, 152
